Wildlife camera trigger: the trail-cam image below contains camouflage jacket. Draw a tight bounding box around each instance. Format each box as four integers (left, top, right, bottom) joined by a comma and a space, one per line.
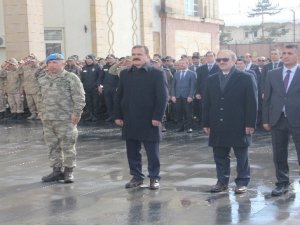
0, 69, 7, 90
4, 68, 23, 94
19, 65, 40, 94
37, 70, 86, 121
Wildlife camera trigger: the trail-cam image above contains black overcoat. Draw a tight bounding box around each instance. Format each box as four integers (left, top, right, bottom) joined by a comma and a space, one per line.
114, 63, 168, 142
202, 68, 258, 147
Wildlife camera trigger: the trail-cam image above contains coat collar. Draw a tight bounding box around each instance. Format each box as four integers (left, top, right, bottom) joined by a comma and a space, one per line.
129, 62, 152, 72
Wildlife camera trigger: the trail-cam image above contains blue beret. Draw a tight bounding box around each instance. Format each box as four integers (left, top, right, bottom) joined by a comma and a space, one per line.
46, 53, 65, 63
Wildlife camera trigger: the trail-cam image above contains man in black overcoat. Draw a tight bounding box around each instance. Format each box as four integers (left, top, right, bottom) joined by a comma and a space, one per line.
114, 45, 168, 190
202, 50, 258, 194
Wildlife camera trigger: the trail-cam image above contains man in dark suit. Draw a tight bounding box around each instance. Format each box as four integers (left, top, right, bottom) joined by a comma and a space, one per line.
114, 45, 168, 190
171, 59, 196, 133
263, 44, 300, 196
244, 52, 260, 74
195, 51, 220, 126
262, 48, 284, 92
202, 50, 257, 194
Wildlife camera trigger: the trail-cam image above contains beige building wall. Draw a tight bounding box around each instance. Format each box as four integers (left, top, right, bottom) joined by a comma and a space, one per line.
0, 0, 223, 62
90, 0, 143, 57
44, 0, 92, 59
140, 0, 154, 56
0, 0, 5, 63
3, 0, 45, 61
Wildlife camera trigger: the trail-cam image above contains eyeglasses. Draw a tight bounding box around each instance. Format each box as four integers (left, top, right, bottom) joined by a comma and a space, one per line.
258, 59, 265, 62
216, 58, 230, 63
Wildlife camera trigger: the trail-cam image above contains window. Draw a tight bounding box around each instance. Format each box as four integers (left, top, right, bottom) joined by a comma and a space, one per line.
245, 32, 249, 38
253, 31, 258, 37
44, 29, 64, 56
185, 0, 199, 16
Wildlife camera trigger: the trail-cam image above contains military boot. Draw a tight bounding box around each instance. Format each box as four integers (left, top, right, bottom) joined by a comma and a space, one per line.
10, 113, 17, 120
41, 167, 64, 182
27, 113, 37, 120
64, 167, 74, 183
16, 113, 24, 120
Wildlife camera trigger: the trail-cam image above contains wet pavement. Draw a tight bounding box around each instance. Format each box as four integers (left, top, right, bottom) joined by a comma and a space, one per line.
1, 120, 300, 225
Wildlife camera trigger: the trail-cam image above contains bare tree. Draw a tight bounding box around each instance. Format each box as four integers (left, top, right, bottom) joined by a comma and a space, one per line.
248, 0, 281, 40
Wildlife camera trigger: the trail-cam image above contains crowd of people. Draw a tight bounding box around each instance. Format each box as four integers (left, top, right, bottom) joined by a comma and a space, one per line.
0, 44, 299, 197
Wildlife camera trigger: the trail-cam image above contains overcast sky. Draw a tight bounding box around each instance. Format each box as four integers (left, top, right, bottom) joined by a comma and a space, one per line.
219, 0, 300, 26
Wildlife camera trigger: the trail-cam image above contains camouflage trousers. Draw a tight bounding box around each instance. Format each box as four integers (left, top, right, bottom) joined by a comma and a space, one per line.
25, 94, 39, 114
0, 90, 6, 112
7, 93, 24, 113
43, 120, 78, 168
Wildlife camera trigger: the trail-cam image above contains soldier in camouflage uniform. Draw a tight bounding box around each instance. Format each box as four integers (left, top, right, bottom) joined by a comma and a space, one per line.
4, 58, 24, 120
38, 53, 85, 183
19, 55, 40, 119
0, 62, 8, 119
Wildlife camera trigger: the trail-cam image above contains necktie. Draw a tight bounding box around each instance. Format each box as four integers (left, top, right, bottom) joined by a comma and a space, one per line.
284, 70, 291, 91
180, 71, 184, 80
273, 63, 278, 69
208, 64, 212, 71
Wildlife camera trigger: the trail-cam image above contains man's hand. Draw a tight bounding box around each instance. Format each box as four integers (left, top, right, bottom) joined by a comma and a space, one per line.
115, 119, 124, 127
196, 94, 201, 100
263, 123, 271, 131
245, 127, 255, 135
187, 97, 193, 103
203, 127, 210, 134
152, 120, 161, 127
97, 85, 103, 94
171, 96, 176, 103
71, 114, 81, 125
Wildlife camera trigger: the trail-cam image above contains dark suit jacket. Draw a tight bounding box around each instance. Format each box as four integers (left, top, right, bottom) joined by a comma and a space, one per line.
261, 61, 284, 92
114, 63, 168, 141
196, 63, 220, 96
263, 66, 300, 127
171, 69, 196, 98
202, 68, 258, 147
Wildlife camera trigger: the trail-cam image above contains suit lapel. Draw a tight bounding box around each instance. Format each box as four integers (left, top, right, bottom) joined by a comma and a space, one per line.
287, 66, 300, 93
223, 69, 239, 95
275, 68, 285, 93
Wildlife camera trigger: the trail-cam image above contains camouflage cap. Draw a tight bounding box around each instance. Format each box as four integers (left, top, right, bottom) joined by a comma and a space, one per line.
6, 58, 18, 66
28, 53, 37, 60
46, 53, 65, 63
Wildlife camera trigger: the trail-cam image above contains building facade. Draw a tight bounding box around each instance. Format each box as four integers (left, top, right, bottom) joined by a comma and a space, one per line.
0, 0, 223, 63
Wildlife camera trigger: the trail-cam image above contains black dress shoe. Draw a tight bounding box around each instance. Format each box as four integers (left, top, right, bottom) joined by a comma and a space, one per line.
235, 185, 247, 194
125, 177, 143, 189
271, 185, 289, 196
210, 181, 228, 193
105, 117, 114, 122
150, 178, 160, 190
177, 127, 184, 132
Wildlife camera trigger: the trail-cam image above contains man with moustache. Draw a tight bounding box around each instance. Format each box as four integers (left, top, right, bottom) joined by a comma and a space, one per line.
114, 45, 168, 190
202, 50, 257, 194
38, 53, 85, 183
263, 44, 300, 196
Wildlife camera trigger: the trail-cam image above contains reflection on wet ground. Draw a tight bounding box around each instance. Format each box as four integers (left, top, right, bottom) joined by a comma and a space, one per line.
1, 120, 300, 225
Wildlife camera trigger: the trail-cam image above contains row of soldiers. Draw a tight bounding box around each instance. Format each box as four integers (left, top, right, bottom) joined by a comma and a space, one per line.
0, 54, 40, 120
